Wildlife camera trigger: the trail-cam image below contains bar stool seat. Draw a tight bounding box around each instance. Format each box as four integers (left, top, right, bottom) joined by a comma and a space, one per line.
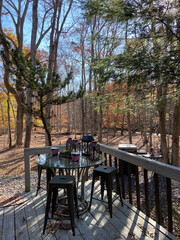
43, 175, 79, 236
89, 165, 123, 218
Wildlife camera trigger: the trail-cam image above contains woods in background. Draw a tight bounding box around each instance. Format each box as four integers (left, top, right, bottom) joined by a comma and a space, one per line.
0, 0, 179, 166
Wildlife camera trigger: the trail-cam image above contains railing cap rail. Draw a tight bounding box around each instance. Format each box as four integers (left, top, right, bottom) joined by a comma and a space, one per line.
99, 143, 180, 182
24, 145, 66, 155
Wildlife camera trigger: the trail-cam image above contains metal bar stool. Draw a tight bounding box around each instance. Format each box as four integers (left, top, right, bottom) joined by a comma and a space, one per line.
43, 175, 79, 236
36, 165, 45, 196
36, 165, 55, 196
89, 165, 123, 218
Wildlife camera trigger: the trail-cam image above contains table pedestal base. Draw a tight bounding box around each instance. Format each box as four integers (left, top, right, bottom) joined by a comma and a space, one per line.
56, 195, 89, 217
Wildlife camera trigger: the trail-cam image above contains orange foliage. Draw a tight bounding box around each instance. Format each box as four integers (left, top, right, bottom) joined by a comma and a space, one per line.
102, 82, 128, 129
4, 28, 48, 64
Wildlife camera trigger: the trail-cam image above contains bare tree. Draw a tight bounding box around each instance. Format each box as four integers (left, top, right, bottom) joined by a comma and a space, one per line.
45, 0, 73, 145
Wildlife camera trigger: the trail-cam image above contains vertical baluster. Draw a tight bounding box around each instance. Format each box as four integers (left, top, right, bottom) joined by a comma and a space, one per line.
127, 163, 132, 204
144, 169, 150, 217
118, 158, 121, 174
114, 157, 118, 193
166, 177, 172, 233
135, 166, 140, 210
104, 153, 107, 165
114, 157, 117, 169
120, 159, 125, 199
109, 154, 112, 166
154, 173, 160, 224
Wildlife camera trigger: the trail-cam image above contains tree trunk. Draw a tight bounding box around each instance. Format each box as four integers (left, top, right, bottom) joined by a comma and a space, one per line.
7, 92, 12, 147
24, 88, 33, 148
24, 0, 38, 148
0, 1, 30, 147
67, 101, 71, 133
45, 0, 73, 145
149, 115, 153, 150
3, 59, 24, 146
16, 95, 24, 146
171, 101, 180, 166
84, 97, 88, 134
98, 106, 103, 142
113, 102, 119, 138
81, 97, 85, 136
142, 109, 148, 147
121, 115, 124, 136
0, 101, 5, 137
73, 100, 77, 138
60, 104, 62, 137
172, 15, 180, 166
157, 85, 169, 163
127, 112, 132, 144
81, 25, 86, 136
56, 105, 59, 132
106, 106, 110, 144
40, 98, 52, 146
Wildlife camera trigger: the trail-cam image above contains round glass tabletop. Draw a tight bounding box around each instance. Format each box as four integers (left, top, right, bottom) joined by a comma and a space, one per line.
36, 152, 105, 170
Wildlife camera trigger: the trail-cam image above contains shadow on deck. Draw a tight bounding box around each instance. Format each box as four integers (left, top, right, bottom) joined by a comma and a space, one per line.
0, 180, 178, 240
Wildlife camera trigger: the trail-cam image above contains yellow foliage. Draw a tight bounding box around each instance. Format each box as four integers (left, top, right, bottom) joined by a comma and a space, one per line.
0, 91, 17, 131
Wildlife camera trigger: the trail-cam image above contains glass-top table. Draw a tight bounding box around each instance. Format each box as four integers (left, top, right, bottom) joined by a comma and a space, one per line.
36, 152, 106, 215
36, 152, 106, 199
36, 152, 105, 170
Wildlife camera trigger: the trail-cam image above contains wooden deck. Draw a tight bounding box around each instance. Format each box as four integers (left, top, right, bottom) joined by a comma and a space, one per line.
0, 181, 178, 240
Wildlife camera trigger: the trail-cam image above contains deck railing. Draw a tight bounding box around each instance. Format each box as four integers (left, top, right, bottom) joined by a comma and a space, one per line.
99, 143, 180, 235
24, 143, 180, 235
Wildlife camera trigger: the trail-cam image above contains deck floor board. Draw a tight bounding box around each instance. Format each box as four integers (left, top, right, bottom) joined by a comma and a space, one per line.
0, 180, 178, 240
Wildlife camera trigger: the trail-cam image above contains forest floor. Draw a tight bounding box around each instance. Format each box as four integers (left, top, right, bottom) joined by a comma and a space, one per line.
0, 129, 179, 237
0, 129, 164, 179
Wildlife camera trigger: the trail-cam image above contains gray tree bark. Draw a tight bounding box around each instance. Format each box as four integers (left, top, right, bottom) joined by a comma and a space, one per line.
172, 100, 180, 166
24, 0, 38, 148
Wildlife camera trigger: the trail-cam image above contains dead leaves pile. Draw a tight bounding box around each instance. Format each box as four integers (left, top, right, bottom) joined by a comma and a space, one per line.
46, 219, 71, 235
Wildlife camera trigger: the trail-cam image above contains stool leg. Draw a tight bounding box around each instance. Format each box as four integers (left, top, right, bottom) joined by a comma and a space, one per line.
115, 173, 123, 206
52, 188, 58, 218
67, 186, 75, 236
73, 183, 79, 218
89, 172, 96, 211
101, 176, 105, 201
106, 176, 113, 218
43, 186, 52, 234
36, 165, 42, 196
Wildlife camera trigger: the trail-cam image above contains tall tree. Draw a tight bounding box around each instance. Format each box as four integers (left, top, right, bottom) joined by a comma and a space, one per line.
84, 0, 180, 165
0, 0, 30, 146
45, 0, 73, 145
24, 0, 38, 148
0, 0, 53, 146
